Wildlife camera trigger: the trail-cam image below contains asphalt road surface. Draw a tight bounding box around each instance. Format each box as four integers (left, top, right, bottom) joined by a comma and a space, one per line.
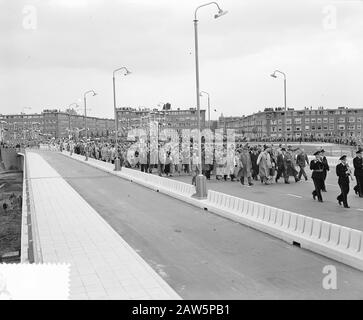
39, 151, 363, 299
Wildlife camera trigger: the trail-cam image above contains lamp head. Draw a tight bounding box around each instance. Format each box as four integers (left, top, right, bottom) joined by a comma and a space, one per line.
125, 69, 131, 76
270, 73, 277, 78
214, 9, 228, 19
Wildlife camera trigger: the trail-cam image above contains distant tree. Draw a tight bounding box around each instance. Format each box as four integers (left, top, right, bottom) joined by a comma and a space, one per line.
65, 108, 78, 115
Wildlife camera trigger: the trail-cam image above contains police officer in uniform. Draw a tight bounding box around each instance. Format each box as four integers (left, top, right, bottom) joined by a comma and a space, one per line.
321, 149, 329, 192
310, 150, 325, 202
336, 155, 351, 208
353, 150, 363, 197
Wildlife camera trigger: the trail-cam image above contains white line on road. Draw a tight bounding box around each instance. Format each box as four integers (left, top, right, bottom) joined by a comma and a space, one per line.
357, 209, 363, 212
287, 194, 303, 198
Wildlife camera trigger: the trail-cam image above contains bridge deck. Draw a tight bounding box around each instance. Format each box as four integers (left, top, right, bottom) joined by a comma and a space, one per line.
29, 150, 363, 299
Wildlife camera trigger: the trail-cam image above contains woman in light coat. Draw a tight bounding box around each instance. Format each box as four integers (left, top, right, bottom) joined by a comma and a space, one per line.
257, 146, 272, 184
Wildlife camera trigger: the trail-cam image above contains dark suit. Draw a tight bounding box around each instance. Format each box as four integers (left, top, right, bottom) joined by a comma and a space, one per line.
276, 153, 287, 182
321, 156, 329, 191
296, 153, 309, 180
336, 163, 350, 207
353, 156, 363, 196
310, 159, 325, 201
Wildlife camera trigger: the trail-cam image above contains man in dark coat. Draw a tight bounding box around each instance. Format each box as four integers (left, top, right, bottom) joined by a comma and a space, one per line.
336, 155, 351, 208
310, 150, 325, 202
353, 150, 363, 197
250, 147, 259, 181
296, 148, 310, 181
275, 148, 288, 183
320, 149, 329, 192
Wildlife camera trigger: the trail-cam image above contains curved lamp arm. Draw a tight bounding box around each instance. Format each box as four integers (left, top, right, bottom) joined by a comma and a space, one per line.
113, 67, 131, 77
194, 2, 227, 20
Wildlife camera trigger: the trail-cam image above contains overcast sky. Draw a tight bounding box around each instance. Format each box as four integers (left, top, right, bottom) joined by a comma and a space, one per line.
1, 0, 362, 119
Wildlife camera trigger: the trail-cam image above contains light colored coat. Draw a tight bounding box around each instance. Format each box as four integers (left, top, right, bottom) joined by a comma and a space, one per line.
239, 150, 252, 178
257, 151, 272, 179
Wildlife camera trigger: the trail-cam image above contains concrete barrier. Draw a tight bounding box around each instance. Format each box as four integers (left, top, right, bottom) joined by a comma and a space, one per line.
20, 151, 43, 263
203, 190, 363, 271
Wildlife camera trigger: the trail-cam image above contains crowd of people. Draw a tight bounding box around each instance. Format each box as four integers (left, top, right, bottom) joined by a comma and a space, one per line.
55, 138, 322, 186
54, 137, 363, 210
254, 135, 362, 147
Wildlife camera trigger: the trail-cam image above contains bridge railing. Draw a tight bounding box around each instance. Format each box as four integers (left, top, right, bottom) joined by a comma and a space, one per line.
20, 151, 43, 263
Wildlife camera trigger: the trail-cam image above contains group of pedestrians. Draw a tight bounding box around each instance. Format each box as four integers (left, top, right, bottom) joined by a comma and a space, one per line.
227, 144, 311, 186
56, 137, 363, 209
310, 147, 363, 208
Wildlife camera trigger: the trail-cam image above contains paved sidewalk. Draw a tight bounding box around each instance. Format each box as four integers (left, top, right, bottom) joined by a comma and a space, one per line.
26, 151, 181, 300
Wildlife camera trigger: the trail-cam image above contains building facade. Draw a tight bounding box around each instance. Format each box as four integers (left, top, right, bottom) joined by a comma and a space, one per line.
218, 107, 363, 142
116, 107, 207, 136
0, 109, 114, 141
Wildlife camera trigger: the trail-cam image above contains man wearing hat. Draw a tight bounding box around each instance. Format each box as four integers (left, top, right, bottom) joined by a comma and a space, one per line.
275, 147, 288, 183
310, 150, 325, 202
336, 155, 351, 208
353, 150, 363, 197
320, 149, 329, 192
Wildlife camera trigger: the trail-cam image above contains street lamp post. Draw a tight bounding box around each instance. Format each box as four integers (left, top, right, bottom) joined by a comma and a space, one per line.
83, 90, 97, 140
83, 90, 96, 161
200, 91, 210, 129
193, 2, 227, 199
113, 67, 131, 171
66, 103, 79, 138
271, 70, 287, 142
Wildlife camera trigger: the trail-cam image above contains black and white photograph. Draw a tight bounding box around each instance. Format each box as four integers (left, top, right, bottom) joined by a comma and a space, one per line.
1, 0, 363, 305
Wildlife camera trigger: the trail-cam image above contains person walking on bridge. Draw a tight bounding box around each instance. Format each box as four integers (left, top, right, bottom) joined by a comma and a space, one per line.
310, 150, 325, 202
296, 148, 309, 181
336, 155, 351, 208
353, 149, 363, 198
320, 149, 329, 192
275, 148, 288, 184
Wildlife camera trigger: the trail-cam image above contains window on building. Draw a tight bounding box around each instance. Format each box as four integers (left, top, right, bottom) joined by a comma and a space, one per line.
311, 118, 316, 123
305, 125, 310, 131
338, 118, 345, 123
305, 118, 310, 124
294, 118, 301, 124
311, 126, 316, 131
348, 117, 355, 123
317, 118, 322, 123
338, 125, 345, 130
323, 118, 328, 123
348, 125, 355, 130
329, 118, 335, 123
